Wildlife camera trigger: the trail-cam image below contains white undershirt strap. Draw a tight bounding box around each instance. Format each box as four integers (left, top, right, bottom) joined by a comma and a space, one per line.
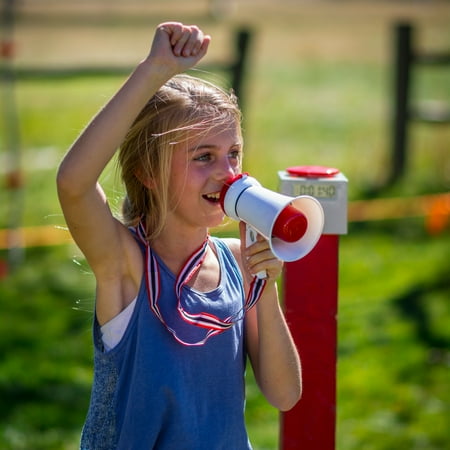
100, 297, 137, 352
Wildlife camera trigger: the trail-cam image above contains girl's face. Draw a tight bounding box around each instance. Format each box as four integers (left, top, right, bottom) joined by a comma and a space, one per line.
167, 122, 242, 232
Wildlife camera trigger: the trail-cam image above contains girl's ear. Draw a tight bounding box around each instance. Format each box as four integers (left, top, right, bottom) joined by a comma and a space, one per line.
135, 169, 155, 189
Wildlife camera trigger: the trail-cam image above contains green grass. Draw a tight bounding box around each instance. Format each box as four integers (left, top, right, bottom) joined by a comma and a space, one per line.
1, 226, 448, 449
0, 247, 94, 450
1, 2, 449, 448
337, 226, 449, 449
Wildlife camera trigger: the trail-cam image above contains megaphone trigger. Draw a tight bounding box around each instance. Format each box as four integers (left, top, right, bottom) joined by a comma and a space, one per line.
245, 224, 267, 280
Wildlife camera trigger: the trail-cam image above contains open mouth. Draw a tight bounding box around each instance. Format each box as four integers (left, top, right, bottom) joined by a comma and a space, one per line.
202, 192, 221, 203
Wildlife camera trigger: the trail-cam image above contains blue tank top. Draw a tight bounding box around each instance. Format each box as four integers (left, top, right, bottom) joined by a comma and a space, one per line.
80, 237, 252, 450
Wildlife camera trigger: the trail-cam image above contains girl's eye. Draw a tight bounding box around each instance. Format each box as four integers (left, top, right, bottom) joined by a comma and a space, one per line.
229, 150, 242, 164
229, 150, 241, 160
195, 153, 212, 162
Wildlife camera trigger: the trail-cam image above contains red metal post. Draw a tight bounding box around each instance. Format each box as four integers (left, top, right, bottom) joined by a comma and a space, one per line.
278, 168, 348, 449
281, 235, 339, 449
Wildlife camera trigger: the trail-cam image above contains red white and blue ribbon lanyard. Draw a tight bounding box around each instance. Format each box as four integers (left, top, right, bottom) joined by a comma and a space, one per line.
135, 221, 267, 346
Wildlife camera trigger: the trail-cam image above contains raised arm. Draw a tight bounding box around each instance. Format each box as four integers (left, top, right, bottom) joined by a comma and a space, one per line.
58, 24, 210, 200
56, 23, 210, 323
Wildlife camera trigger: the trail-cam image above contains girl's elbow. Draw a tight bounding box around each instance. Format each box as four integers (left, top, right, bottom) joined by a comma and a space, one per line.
281, 392, 302, 412
264, 379, 302, 412
56, 162, 91, 200
277, 385, 302, 412
278, 363, 302, 411
56, 163, 74, 195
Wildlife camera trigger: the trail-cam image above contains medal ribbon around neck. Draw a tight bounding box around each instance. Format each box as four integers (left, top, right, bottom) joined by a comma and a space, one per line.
135, 221, 267, 346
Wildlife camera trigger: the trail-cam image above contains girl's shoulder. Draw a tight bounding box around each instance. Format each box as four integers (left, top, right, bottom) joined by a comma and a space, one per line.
219, 237, 240, 252
212, 237, 241, 264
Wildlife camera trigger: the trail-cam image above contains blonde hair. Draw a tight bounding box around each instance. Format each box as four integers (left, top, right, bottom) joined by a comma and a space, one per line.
118, 74, 242, 241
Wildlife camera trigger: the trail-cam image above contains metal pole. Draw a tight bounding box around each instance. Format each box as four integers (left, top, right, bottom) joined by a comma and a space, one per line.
278, 167, 348, 449
390, 23, 412, 185
230, 28, 252, 110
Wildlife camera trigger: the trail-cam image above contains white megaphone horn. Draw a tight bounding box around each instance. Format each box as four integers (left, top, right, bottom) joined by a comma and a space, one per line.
220, 173, 324, 262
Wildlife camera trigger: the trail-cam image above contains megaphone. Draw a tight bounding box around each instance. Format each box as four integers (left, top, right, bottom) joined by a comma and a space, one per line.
220, 173, 324, 262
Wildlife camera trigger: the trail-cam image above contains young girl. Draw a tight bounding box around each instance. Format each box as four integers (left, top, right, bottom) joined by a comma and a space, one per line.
57, 22, 301, 449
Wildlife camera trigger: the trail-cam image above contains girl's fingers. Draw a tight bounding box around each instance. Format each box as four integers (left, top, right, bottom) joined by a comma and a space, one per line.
169, 25, 204, 57
182, 26, 202, 56
247, 254, 283, 281
241, 228, 283, 280
172, 27, 191, 56
151, 22, 210, 71
195, 35, 211, 59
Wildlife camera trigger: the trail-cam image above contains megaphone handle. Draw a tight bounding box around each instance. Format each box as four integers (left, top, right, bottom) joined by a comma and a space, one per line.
245, 224, 267, 280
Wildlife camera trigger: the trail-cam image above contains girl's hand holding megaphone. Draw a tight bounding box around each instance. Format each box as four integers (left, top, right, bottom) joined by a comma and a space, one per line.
239, 222, 284, 284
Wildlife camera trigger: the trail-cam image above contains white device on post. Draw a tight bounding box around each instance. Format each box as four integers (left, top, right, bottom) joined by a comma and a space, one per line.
220, 173, 325, 278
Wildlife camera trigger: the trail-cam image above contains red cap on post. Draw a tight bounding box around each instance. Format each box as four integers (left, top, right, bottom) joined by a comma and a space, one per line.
286, 165, 339, 178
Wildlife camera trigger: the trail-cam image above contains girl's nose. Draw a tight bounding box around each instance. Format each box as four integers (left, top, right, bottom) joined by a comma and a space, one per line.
216, 158, 238, 182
